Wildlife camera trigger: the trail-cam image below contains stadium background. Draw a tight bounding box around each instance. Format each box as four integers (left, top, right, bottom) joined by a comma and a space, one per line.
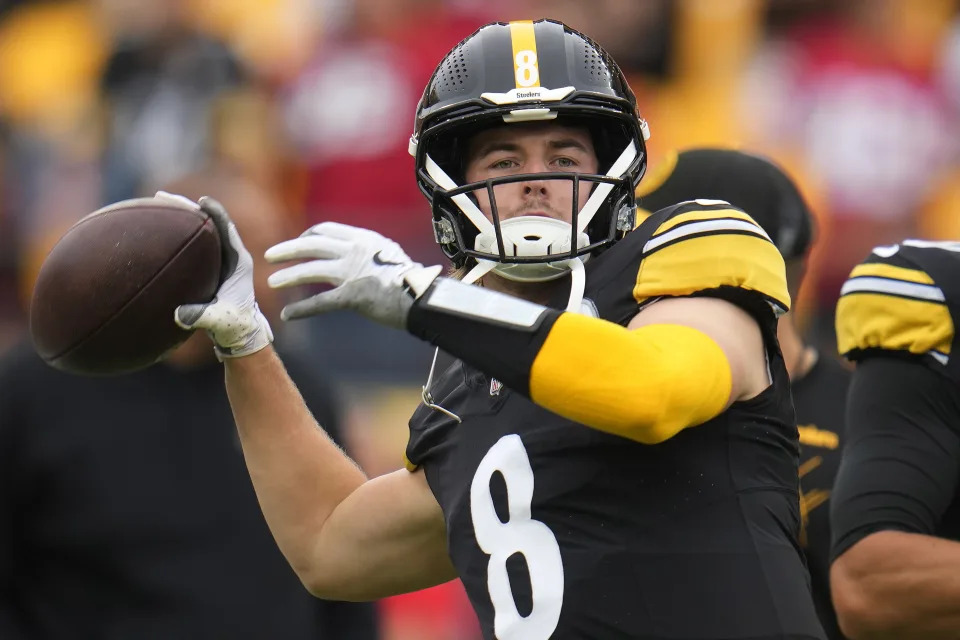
0, 0, 958, 637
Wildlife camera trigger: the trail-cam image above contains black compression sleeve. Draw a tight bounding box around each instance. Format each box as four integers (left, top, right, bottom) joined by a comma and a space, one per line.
406, 278, 562, 396
830, 357, 960, 561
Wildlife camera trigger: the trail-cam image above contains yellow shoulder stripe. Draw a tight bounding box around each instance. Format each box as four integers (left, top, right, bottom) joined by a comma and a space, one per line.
635, 232, 790, 310
836, 293, 953, 358
848, 262, 935, 285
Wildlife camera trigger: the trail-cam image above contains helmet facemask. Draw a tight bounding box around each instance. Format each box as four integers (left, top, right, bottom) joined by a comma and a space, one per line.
418, 114, 644, 284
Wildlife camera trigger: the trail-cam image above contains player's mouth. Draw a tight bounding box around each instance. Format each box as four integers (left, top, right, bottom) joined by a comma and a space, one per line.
510, 210, 560, 221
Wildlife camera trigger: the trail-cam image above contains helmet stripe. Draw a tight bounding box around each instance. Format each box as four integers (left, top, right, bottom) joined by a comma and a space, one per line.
509, 20, 541, 89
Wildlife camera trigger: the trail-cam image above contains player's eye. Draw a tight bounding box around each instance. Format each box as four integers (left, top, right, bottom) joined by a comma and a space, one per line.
553, 157, 577, 169
489, 158, 518, 170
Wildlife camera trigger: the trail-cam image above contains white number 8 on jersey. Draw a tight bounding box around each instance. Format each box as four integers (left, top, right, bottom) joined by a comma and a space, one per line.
470, 434, 564, 639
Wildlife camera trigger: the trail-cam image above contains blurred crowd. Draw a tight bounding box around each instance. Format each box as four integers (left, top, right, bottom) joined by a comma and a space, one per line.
0, 0, 959, 638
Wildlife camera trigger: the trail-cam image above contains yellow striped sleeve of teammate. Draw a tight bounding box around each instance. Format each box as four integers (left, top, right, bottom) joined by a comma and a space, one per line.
836, 260, 954, 363
633, 206, 791, 313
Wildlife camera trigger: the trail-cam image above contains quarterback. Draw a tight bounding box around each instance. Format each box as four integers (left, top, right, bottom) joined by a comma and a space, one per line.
173, 20, 825, 640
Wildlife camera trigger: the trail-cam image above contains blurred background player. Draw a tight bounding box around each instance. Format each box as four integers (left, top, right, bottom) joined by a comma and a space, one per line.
831, 237, 960, 638
635, 147, 850, 640
0, 167, 379, 639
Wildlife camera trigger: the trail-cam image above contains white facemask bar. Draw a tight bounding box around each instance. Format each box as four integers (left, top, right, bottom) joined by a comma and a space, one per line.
462, 259, 497, 285
575, 139, 638, 234
425, 155, 495, 236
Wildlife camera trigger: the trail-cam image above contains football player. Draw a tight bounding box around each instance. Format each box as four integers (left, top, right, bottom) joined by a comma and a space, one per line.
635, 148, 850, 640
173, 20, 826, 639
831, 238, 960, 638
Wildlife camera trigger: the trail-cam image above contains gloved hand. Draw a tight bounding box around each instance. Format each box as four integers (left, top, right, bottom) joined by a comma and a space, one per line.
265, 222, 442, 330
171, 194, 274, 358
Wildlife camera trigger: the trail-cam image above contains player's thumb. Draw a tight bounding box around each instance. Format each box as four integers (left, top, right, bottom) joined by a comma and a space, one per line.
174, 302, 212, 330
280, 288, 350, 321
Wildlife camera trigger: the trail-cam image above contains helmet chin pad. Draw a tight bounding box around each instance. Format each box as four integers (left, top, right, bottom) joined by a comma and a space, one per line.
474, 216, 590, 282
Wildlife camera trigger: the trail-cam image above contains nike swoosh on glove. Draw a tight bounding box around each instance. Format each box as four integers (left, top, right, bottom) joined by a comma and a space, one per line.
172, 194, 274, 358
265, 222, 442, 330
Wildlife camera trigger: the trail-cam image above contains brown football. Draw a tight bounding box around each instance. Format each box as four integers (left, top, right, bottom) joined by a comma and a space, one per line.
29, 196, 222, 375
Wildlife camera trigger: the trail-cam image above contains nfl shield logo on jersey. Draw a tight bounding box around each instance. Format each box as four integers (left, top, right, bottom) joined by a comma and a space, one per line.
489, 378, 503, 396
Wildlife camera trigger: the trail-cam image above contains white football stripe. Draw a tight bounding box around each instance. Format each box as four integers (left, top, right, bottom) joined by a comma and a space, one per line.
839, 277, 946, 302
643, 218, 770, 253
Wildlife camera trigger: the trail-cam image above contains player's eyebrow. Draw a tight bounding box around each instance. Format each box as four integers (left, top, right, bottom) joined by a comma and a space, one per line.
547, 138, 591, 154
473, 140, 521, 158
473, 137, 591, 159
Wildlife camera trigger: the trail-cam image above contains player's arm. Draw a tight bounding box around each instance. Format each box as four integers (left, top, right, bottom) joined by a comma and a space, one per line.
223, 349, 457, 600
173, 199, 457, 601
268, 208, 786, 445
829, 358, 960, 639
404, 205, 781, 444
403, 284, 764, 444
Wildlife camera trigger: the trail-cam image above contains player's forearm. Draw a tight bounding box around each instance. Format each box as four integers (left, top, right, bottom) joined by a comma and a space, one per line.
831, 531, 960, 639
223, 347, 367, 583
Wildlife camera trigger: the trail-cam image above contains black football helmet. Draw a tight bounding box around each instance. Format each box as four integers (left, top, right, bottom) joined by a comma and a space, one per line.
409, 19, 649, 284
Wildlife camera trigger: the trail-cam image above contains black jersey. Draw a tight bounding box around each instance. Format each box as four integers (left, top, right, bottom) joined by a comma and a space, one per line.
406, 202, 825, 640
833, 240, 960, 559
792, 355, 850, 640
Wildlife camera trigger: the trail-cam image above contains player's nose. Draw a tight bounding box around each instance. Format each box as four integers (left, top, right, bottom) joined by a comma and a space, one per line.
521, 162, 551, 197
522, 180, 549, 197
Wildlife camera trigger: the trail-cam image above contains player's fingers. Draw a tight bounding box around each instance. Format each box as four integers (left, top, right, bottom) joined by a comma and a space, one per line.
280, 288, 351, 321
303, 221, 382, 242
264, 235, 348, 263
155, 191, 200, 211
268, 259, 346, 289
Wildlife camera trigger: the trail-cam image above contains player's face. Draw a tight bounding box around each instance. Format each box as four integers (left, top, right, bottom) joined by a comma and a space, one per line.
464, 122, 599, 226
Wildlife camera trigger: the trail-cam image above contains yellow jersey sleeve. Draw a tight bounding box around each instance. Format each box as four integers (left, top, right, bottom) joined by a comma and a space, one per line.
836, 248, 955, 366
633, 201, 791, 314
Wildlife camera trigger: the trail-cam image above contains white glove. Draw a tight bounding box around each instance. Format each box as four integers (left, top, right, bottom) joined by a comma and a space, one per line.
173, 195, 274, 358
265, 222, 442, 329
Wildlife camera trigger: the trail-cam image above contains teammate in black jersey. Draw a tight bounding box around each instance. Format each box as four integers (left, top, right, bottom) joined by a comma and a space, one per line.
170, 20, 825, 639
831, 240, 960, 638
636, 148, 850, 639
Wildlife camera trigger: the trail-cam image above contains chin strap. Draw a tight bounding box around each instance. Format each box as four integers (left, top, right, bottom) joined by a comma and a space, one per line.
565, 258, 585, 313
464, 256, 586, 312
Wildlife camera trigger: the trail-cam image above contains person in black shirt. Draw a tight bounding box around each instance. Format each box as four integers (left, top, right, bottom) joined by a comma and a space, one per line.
832, 239, 960, 638
0, 170, 379, 639
170, 20, 825, 640
636, 148, 850, 639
